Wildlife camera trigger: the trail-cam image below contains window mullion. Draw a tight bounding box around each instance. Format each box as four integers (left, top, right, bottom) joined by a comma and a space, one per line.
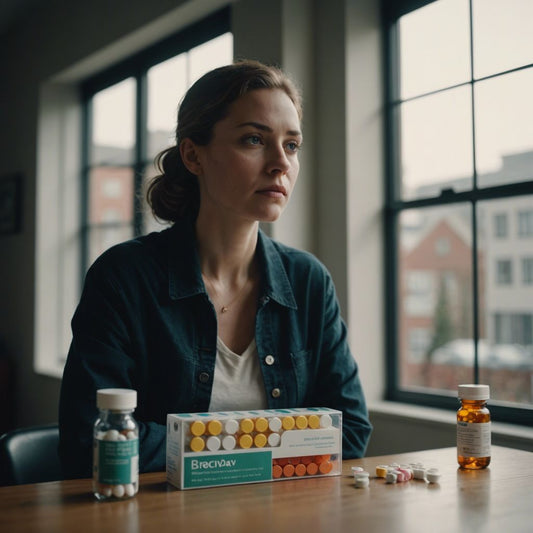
134, 71, 148, 237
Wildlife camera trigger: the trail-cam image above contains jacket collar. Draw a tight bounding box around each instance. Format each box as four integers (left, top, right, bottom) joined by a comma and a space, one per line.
166, 219, 297, 309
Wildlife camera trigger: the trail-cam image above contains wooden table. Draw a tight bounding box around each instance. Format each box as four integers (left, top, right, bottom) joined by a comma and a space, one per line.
1, 446, 531, 533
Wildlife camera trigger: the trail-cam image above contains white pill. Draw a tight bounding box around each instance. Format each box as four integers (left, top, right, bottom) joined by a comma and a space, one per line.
124, 484, 135, 497
224, 419, 239, 435
117, 433, 127, 441
386, 472, 398, 484
355, 477, 369, 488
222, 435, 236, 450
104, 430, 120, 441
320, 414, 332, 428
126, 431, 137, 440
267, 432, 281, 447
206, 436, 221, 451
413, 467, 427, 480
426, 468, 441, 484
112, 484, 125, 498
268, 417, 282, 432
351, 466, 364, 473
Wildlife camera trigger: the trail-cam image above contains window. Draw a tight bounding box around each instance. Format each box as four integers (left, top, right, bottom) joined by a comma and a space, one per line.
518, 210, 533, 238
496, 259, 512, 285
82, 11, 232, 269
384, 0, 533, 423
522, 258, 533, 285
493, 213, 507, 238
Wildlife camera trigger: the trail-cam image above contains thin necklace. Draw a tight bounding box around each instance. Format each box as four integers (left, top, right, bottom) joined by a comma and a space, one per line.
203, 275, 251, 314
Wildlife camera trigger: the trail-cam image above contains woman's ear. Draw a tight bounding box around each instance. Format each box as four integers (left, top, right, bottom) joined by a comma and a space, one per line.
180, 138, 202, 175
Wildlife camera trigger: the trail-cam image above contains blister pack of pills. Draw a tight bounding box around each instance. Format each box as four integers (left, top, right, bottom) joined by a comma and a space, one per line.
166, 408, 342, 490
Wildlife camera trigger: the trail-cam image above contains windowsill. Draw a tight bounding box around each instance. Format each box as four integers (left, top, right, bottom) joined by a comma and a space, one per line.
368, 400, 533, 442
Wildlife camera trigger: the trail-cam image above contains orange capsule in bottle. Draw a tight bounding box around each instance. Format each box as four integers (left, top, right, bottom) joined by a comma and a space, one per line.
457, 384, 491, 470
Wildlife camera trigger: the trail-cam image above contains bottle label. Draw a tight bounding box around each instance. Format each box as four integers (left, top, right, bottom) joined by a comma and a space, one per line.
457, 421, 491, 457
96, 439, 139, 484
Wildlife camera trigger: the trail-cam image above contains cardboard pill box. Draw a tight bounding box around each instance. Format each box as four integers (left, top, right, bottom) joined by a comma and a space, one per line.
166, 407, 342, 490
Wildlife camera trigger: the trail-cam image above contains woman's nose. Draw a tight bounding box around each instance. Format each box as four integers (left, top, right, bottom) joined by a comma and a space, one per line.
266, 144, 291, 175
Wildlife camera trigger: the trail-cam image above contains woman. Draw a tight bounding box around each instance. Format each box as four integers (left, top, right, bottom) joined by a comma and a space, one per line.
59, 60, 372, 478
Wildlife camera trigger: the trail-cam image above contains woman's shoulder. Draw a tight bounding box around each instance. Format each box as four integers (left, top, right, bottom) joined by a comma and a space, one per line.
87, 227, 172, 282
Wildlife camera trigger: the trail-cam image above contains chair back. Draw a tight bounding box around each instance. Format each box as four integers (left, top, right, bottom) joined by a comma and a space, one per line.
0, 424, 62, 485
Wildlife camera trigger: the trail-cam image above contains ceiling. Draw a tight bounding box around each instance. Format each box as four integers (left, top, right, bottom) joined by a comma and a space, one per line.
0, 0, 45, 36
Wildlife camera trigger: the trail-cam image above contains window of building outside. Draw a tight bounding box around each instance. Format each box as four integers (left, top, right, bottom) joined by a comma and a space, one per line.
384, 0, 533, 423
82, 21, 233, 270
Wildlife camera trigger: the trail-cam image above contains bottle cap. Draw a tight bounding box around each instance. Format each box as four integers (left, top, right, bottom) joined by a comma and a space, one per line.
97, 388, 137, 410
458, 384, 490, 400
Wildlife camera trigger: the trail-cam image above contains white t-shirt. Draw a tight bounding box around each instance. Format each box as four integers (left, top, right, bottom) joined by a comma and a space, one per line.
208, 337, 268, 412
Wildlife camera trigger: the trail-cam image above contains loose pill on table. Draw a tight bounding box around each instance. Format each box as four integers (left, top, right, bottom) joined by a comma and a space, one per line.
375, 465, 388, 478
413, 467, 427, 480
426, 468, 441, 484
386, 472, 398, 484
355, 476, 370, 488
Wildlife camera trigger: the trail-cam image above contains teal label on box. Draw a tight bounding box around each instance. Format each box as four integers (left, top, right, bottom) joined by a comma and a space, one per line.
184, 451, 271, 488
97, 439, 139, 484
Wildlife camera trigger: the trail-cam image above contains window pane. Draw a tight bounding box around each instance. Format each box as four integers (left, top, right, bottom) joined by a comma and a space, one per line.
398, 0, 470, 99
88, 225, 133, 266
473, 0, 533, 79
147, 53, 188, 159
475, 69, 533, 186
399, 86, 473, 200
89, 167, 134, 224
91, 78, 135, 165
398, 204, 475, 392
478, 196, 533, 406
189, 32, 233, 85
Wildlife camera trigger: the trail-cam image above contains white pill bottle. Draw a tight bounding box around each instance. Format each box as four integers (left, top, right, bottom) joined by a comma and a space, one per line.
93, 388, 139, 500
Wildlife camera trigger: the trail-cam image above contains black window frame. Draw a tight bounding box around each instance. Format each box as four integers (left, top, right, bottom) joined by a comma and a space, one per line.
80, 7, 230, 276
382, 0, 533, 424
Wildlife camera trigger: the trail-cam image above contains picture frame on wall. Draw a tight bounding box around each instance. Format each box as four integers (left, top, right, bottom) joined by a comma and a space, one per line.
0, 173, 22, 235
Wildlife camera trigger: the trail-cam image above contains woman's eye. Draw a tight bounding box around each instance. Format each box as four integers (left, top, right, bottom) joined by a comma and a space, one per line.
286, 141, 301, 153
244, 135, 262, 145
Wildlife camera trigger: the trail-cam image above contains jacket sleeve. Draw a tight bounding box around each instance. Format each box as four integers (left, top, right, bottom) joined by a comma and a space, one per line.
314, 270, 373, 459
58, 257, 166, 479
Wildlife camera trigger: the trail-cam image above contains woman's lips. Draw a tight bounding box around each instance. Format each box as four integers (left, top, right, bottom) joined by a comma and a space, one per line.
256, 185, 287, 198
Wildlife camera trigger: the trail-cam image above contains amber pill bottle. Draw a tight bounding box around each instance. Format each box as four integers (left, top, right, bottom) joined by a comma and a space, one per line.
457, 384, 491, 470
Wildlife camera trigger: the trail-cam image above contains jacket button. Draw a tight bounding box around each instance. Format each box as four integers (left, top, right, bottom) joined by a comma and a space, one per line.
198, 372, 210, 383
271, 388, 281, 398
265, 355, 275, 365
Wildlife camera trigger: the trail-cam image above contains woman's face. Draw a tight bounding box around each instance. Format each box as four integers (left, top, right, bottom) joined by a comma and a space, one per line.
188, 88, 302, 224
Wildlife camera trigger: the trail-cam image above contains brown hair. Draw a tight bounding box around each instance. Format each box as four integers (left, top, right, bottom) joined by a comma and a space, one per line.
146, 59, 302, 222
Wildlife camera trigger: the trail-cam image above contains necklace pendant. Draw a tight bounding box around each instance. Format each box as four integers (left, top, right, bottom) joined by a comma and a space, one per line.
221, 306, 228, 313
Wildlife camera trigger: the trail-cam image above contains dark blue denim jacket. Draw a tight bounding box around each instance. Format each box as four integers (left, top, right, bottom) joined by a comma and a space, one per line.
59, 220, 371, 478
